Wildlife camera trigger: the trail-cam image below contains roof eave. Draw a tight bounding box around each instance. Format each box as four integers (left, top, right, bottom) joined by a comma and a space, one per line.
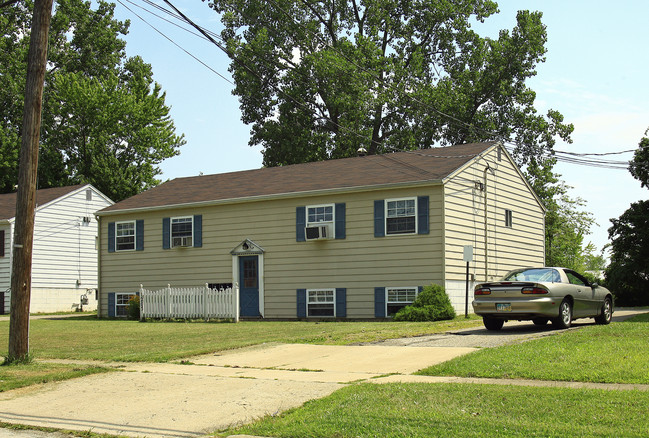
96, 178, 444, 217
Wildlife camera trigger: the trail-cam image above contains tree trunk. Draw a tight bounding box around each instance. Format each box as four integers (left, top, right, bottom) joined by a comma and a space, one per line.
8, 0, 54, 363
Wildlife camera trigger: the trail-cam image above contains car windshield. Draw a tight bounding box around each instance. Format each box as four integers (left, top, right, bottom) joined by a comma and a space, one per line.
504, 268, 561, 283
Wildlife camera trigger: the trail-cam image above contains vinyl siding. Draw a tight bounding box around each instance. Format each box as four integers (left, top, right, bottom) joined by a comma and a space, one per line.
31, 187, 112, 291
443, 146, 545, 284
99, 186, 445, 318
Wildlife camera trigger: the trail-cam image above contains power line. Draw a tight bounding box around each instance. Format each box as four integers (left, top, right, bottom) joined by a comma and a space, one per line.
115, 0, 234, 85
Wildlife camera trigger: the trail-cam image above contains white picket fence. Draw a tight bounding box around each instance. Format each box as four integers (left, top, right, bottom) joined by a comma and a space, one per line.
139, 283, 239, 322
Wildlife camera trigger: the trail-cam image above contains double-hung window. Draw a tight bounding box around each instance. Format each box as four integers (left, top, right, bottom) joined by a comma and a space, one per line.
171, 217, 193, 247
115, 293, 132, 317
115, 221, 135, 251
387, 287, 418, 316
307, 289, 335, 317
307, 204, 334, 226
305, 204, 334, 239
386, 198, 417, 235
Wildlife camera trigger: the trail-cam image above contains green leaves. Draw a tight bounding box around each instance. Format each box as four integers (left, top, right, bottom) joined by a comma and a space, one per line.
209, 0, 571, 167
1, 0, 184, 201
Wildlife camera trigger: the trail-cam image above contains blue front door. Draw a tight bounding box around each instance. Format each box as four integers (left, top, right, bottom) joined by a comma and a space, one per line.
239, 256, 260, 317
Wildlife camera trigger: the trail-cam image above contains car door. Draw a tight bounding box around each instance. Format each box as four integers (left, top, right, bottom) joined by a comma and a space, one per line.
565, 270, 596, 317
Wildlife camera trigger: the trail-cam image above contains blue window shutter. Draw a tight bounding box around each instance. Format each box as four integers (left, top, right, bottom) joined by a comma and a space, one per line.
297, 289, 307, 317
335, 203, 346, 239
108, 222, 115, 253
108, 293, 116, 317
296, 207, 306, 242
162, 217, 170, 249
375, 287, 386, 317
374, 200, 385, 237
335, 288, 347, 317
418, 196, 429, 234
0, 229, 5, 257
135, 220, 144, 251
193, 215, 202, 247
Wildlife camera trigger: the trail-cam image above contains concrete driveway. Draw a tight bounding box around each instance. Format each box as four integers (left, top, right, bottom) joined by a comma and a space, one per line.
0, 309, 644, 438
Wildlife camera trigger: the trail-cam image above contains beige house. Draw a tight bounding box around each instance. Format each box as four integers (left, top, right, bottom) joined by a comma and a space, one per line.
96, 142, 545, 318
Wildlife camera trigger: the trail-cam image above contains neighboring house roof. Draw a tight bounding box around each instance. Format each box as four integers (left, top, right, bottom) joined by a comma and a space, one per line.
99, 142, 500, 214
0, 184, 91, 221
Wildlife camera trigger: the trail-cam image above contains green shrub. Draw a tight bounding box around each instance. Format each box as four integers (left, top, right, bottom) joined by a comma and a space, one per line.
127, 295, 140, 320
394, 284, 456, 322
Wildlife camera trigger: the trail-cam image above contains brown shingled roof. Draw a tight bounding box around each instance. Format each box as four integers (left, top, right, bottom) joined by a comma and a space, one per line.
0, 185, 86, 221
100, 142, 497, 214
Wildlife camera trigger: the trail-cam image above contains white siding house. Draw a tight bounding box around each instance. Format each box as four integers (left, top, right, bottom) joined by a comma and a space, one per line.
0, 184, 113, 313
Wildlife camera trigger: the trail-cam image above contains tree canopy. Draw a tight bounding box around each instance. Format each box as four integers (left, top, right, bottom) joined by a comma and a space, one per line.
606, 133, 649, 305
209, 0, 572, 167
0, 0, 185, 201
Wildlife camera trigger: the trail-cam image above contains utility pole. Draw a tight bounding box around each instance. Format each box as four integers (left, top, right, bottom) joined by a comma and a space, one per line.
8, 0, 54, 363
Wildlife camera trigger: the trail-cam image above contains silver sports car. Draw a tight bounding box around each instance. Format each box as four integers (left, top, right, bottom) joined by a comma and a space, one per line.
472, 267, 613, 330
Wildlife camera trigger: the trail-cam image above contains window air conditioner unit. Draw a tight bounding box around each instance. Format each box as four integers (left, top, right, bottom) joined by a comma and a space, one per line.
173, 236, 192, 247
305, 224, 332, 240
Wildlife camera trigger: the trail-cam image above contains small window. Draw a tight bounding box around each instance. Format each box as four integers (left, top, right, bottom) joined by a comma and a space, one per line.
116, 221, 135, 251
505, 209, 513, 228
171, 217, 193, 247
307, 289, 335, 317
115, 293, 134, 317
386, 198, 417, 235
86, 189, 92, 201
387, 287, 418, 316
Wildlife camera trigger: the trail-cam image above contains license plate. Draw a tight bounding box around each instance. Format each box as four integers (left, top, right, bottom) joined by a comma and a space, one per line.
496, 303, 512, 312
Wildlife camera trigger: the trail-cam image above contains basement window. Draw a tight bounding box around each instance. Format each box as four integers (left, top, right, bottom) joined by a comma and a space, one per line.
307, 289, 335, 317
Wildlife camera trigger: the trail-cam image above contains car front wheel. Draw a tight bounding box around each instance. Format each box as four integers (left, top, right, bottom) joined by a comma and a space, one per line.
552, 300, 572, 329
483, 316, 504, 331
594, 297, 613, 325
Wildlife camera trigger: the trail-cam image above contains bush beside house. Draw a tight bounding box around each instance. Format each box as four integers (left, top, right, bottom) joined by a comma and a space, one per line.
394, 284, 456, 322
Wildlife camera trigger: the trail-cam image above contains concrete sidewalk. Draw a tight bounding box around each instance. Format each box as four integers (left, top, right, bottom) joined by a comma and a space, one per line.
0, 344, 476, 438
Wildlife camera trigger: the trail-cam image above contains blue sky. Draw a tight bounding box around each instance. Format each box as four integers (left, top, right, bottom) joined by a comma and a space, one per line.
111, 0, 649, 255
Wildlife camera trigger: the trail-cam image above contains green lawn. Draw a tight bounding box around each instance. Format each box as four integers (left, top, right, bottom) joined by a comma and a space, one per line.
220, 382, 649, 438
0, 315, 482, 362
1, 312, 648, 438
220, 313, 649, 437
0, 362, 110, 393
417, 313, 649, 384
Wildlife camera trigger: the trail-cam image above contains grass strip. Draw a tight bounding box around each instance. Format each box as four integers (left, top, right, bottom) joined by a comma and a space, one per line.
220, 382, 649, 438
0, 315, 481, 362
417, 313, 649, 384
0, 362, 110, 392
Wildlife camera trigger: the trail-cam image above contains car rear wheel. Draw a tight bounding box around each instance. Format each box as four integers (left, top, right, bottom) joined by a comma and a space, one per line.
483, 316, 504, 331
532, 318, 549, 326
552, 300, 572, 329
594, 297, 613, 325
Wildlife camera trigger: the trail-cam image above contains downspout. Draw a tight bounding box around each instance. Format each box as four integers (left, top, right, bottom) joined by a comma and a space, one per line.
483, 164, 494, 281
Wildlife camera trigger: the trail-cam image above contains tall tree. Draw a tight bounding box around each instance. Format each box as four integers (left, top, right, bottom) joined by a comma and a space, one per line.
0, 0, 184, 201
606, 134, 649, 306
209, 0, 572, 167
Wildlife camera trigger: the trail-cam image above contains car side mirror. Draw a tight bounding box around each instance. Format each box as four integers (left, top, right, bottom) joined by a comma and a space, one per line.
591, 282, 599, 288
